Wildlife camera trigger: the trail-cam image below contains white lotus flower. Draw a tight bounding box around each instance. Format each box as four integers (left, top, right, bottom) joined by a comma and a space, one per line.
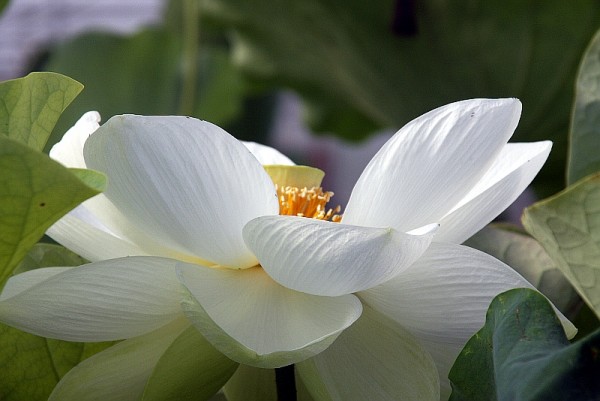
0, 99, 575, 401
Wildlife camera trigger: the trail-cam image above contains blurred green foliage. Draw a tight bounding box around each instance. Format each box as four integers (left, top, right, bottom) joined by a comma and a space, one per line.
568, 30, 600, 185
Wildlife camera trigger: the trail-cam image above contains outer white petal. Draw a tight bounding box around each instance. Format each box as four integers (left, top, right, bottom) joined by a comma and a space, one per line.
0, 267, 71, 301
343, 98, 521, 232
49, 111, 100, 168
296, 305, 440, 401
243, 215, 437, 296
84, 115, 279, 268
360, 242, 577, 397
435, 142, 552, 243
243, 141, 295, 165
177, 264, 362, 368
49, 317, 189, 401
50, 194, 209, 265
0, 257, 184, 341
47, 211, 149, 262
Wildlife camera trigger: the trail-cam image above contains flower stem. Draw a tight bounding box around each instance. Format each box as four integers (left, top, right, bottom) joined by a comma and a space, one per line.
275, 364, 297, 401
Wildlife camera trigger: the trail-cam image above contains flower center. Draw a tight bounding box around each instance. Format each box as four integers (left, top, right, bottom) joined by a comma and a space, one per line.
277, 185, 342, 222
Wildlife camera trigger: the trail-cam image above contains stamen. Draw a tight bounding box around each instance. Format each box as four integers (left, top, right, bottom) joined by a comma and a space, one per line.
277, 185, 342, 222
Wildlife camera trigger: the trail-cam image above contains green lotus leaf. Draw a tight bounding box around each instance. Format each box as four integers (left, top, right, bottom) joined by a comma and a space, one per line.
522, 173, 600, 318
449, 288, 600, 401
0, 136, 105, 284
0, 72, 82, 151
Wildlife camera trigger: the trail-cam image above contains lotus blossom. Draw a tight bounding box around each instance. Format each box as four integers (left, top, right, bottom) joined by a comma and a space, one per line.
0, 99, 575, 401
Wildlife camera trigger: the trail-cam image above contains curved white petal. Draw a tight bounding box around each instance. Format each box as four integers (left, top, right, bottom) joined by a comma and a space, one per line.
0, 267, 71, 301
84, 115, 279, 268
343, 98, 521, 232
360, 242, 577, 394
177, 264, 362, 368
0, 257, 184, 341
49, 317, 189, 401
49, 111, 100, 168
244, 215, 437, 296
47, 211, 149, 262
435, 142, 552, 243
296, 305, 439, 401
243, 141, 295, 165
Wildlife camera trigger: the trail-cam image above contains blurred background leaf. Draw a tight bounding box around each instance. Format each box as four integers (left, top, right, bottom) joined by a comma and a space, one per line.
449, 288, 600, 401
568, 29, 600, 185
43, 29, 181, 150
41, 1, 274, 151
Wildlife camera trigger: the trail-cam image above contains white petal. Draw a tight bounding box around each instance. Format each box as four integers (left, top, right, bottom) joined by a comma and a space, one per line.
49, 111, 100, 168
360, 242, 577, 393
243, 141, 295, 165
84, 115, 279, 268
0, 257, 184, 341
296, 305, 440, 401
177, 264, 362, 368
0, 267, 71, 301
343, 98, 521, 232
47, 211, 149, 262
435, 142, 552, 243
48, 199, 208, 265
49, 317, 189, 401
243, 215, 437, 296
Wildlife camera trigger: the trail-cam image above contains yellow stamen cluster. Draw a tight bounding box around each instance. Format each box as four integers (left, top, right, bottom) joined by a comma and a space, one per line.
277, 185, 342, 222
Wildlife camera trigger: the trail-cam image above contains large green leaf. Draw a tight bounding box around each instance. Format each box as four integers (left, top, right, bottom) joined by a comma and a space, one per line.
0, 72, 82, 150
142, 326, 238, 401
449, 288, 600, 401
465, 224, 579, 316
0, 136, 105, 285
522, 173, 600, 318
568, 29, 600, 185
0, 244, 112, 401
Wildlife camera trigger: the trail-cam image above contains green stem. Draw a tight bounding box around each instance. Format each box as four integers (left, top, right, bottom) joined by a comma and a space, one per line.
178, 0, 200, 116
